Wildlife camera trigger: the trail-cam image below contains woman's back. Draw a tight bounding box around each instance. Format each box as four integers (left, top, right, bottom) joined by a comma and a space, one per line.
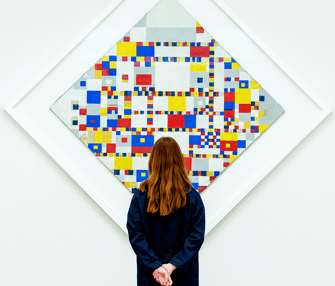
130, 185, 205, 286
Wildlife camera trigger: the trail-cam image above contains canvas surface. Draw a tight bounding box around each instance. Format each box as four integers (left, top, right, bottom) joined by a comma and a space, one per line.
50, 0, 285, 193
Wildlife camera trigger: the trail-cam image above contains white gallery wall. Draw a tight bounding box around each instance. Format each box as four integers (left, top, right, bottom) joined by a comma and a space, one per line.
1, 0, 334, 285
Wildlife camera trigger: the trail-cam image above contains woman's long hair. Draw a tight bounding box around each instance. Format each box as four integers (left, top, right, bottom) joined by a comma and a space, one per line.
139, 137, 193, 216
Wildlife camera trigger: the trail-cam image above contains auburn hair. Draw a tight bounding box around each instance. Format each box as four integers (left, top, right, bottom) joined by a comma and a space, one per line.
139, 137, 193, 216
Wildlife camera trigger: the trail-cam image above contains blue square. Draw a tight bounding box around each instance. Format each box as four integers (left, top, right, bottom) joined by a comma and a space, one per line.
86, 115, 100, 127
88, 143, 101, 153
239, 80, 249, 88
80, 81, 86, 87
136, 46, 155, 57
87, 91, 100, 104
185, 115, 196, 128
224, 62, 232, 69
102, 61, 109, 69
259, 96, 265, 101
136, 170, 149, 182
107, 119, 117, 127
197, 77, 203, 83
189, 135, 201, 145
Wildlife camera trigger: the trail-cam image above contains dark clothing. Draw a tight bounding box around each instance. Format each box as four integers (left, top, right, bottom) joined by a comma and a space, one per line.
126, 186, 206, 286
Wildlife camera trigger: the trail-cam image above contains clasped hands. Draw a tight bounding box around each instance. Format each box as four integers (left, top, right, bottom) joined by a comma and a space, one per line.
152, 263, 176, 285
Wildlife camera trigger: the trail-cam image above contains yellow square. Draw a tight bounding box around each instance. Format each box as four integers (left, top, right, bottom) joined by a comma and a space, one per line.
141, 172, 146, 177
110, 61, 117, 69
232, 63, 239, 69
251, 80, 262, 89
226, 143, 230, 148
93, 145, 98, 149
117, 42, 137, 57
100, 108, 107, 116
114, 157, 132, 170
244, 122, 251, 129
140, 138, 145, 142
235, 88, 251, 104
95, 70, 102, 79
241, 83, 245, 87
168, 97, 186, 111
259, 124, 269, 133
102, 131, 111, 143
94, 131, 102, 143
190, 63, 207, 72
220, 132, 238, 141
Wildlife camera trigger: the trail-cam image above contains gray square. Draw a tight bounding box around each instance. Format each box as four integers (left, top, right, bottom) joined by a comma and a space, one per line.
192, 158, 209, 171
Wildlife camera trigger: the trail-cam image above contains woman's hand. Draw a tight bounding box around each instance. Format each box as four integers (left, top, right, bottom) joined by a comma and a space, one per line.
152, 266, 173, 286
162, 263, 177, 276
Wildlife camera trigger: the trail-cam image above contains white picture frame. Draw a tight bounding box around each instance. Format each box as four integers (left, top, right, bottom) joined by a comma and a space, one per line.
4, 0, 331, 235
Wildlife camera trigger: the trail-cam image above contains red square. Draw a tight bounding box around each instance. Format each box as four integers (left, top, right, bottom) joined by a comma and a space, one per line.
79, 124, 86, 131
136, 74, 152, 85
121, 137, 128, 143
118, 118, 131, 127
95, 63, 102, 70
224, 92, 235, 102
224, 109, 235, 118
122, 74, 128, 80
190, 46, 210, 57
106, 144, 116, 153
79, 109, 87, 115
239, 104, 251, 113
168, 115, 185, 128
196, 27, 204, 33
184, 157, 192, 171
102, 69, 109, 76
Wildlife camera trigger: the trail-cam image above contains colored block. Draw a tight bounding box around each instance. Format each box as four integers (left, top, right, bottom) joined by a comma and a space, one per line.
117, 42, 137, 57
190, 63, 207, 72
235, 88, 251, 104
115, 157, 132, 170
136, 74, 152, 85
190, 46, 210, 57
136, 46, 155, 57
168, 115, 185, 128
168, 96, 186, 111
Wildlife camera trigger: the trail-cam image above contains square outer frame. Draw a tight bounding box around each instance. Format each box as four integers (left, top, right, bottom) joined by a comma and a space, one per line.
4, 0, 332, 235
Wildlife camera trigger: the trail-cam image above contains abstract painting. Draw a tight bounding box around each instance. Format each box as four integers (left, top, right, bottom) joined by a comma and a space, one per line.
51, 0, 285, 193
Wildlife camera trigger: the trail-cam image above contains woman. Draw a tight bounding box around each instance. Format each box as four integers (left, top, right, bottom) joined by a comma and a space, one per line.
126, 137, 206, 286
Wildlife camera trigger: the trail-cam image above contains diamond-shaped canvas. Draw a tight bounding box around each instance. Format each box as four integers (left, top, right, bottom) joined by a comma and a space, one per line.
51, 0, 285, 193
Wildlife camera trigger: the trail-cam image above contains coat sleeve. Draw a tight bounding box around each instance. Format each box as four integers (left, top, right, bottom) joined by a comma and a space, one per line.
169, 192, 206, 272
126, 191, 163, 275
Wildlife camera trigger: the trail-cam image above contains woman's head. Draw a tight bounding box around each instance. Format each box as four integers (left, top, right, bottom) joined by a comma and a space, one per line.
139, 137, 192, 216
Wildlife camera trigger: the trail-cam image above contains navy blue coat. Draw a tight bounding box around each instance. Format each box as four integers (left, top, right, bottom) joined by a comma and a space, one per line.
126, 186, 206, 286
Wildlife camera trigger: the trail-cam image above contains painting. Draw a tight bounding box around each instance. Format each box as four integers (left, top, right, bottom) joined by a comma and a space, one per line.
50, 0, 285, 193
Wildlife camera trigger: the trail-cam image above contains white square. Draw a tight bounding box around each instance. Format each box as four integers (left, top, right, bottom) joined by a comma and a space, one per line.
199, 176, 210, 186
153, 97, 168, 111
155, 46, 190, 57
86, 79, 102, 91
214, 96, 224, 111
155, 62, 190, 91
196, 115, 209, 128
152, 114, 167, 128
213, 115, 223, 128
186, 97, 194, 111
132, 157, 149, 170
132, 96, 147, 111
131, 114, 147, 127
214, 62, 225, 91
208, 158, 224, 171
